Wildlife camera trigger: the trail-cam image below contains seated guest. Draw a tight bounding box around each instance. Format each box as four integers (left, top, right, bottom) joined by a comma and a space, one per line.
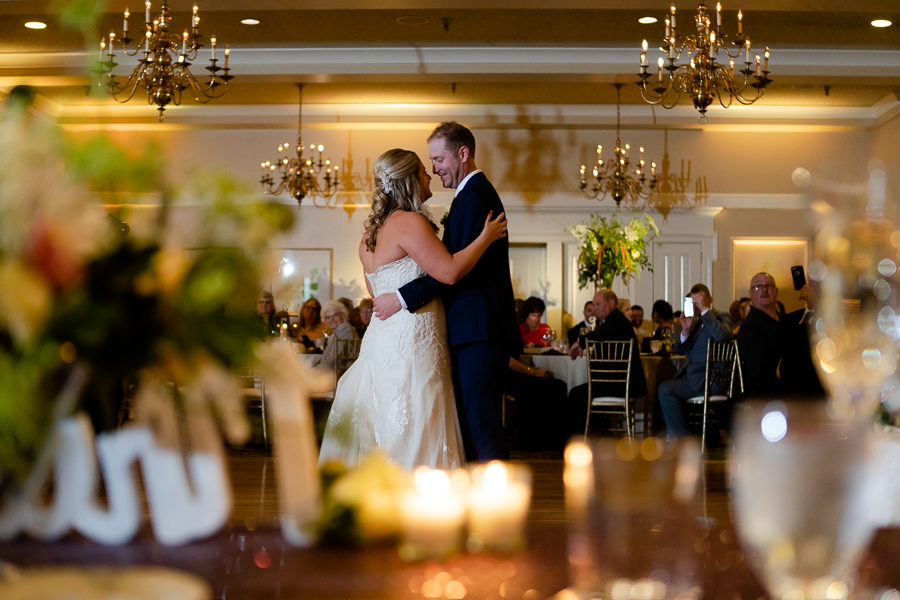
256, 291, 279, 337
566, 289, 648, 435
519, 296, 554, 348
298, 298, 329, 350
737, 272, 782, 396
630, 304, 655, 345
507, 343, 569, 451
642, 299, 675, 352
729, 297, 750, 333
311, 300, 359, 371
657, 283, 732, 437
778, 281, 825, 398
351, 297, 374, 337
567, 301, 594, 347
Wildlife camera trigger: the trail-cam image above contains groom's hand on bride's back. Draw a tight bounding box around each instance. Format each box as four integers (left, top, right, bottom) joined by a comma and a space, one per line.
373, 292, 402, 320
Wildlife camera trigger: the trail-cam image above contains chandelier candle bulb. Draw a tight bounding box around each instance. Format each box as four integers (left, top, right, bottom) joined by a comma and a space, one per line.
123, 8, 129, 33
737, 9, 742, 34
658, 57, 664, 81
670, 4, 676, 29
210, 36, 215, 60
99, 38, 105, 61
145, 0, 150, 23
192, 4, 198, 28
181, 30, 187, 55
467, 462, 532, 552
764, 46, 769, 70
745, 39, 750, 63
755, 54, 760, 76
224, 45, 229, 69
144, 29, 150, 52
716, 2, 721, 27
641, 39, 648, 66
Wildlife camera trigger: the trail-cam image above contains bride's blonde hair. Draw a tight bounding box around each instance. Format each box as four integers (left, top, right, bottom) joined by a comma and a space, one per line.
363, 148, 436, 252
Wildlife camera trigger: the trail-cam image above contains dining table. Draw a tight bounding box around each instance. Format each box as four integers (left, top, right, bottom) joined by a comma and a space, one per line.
529, 351, 685, 435
1, 520, 897, 599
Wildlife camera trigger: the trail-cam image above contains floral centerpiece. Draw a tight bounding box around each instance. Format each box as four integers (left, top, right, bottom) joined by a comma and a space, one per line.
0, 87, 293, 508
568, 213, 659, 290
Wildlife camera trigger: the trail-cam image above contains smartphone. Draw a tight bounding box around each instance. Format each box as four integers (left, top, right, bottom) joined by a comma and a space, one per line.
791, 265, 806, 290
682, 296, 695, 318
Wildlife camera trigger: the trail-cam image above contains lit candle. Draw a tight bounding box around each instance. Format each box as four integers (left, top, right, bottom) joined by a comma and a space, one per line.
670, 4, 676, 29
745, 39, 751, 63
641, 39, 648, 66
182, 30, 188, 54
123, 8, 129, 33
716, 2, 721, 27
580, 164, 586, 180
596, 144, 602, 157
224, 45, 229, 69
755, 54, 761, 76
193, 4, 199, 28
764, 46, 769, 71
651, 161, 656, 176
564, 441, 594, 518
665, 17, 670, 39
108, 32, 115, 56
210, 36, 216, 60
467, 462, 531, 552
657, 56, 664, 82
145, 0, 150, 23
737, 9, 742, 34
145, 29, 150, 52
99, 37, 105, 61
399, 467, 467, 560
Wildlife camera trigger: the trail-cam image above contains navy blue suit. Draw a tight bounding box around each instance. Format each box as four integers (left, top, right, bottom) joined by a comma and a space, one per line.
657, 308, 732, 436
398, 172, 518, 461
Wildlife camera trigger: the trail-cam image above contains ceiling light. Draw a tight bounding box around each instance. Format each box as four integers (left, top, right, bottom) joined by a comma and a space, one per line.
871, 19, 892, 28
24, 21, 47, 29
241, 18, 260, 25
638, 16, 658, 24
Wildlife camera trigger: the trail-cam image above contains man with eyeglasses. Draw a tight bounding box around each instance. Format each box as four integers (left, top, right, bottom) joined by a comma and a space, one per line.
737, 272, 782, 396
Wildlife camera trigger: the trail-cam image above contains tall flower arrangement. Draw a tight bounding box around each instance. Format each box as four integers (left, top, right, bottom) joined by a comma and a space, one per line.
568, 213, 659, 290
0, 89, 293, 503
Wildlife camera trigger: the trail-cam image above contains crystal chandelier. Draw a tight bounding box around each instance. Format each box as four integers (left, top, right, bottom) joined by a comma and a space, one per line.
579, 84, 658, 207
637, 2, 772, 122
259, 84, 340, 207
96, 1, 232, 121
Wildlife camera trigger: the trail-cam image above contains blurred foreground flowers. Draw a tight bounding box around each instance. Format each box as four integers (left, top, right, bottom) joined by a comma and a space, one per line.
0, 87, 293, 503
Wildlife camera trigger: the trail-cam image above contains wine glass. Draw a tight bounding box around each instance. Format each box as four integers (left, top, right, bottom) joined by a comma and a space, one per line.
807, 163, 899, 420
731, 401, 876, 600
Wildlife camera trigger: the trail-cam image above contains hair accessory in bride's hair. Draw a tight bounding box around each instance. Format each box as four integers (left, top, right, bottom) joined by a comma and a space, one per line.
378, 175, 391, 195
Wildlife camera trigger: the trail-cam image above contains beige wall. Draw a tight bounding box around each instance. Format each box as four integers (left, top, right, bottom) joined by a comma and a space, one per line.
68, 122, 877, 326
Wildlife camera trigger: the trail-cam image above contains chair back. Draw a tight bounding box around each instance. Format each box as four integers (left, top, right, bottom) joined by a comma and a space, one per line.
335, 337, 362, 381
703, 339, 742, 399
586, 339, 633, 401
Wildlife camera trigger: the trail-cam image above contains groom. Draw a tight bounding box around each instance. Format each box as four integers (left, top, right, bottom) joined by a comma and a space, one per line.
373, 121, 518, 461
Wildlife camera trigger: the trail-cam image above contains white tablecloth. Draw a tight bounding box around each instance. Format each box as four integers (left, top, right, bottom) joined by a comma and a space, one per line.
531, 355, 586, 392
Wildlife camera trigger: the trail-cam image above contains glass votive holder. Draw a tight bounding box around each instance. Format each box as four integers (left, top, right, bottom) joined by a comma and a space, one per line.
466, 461, 532, 552
398, 466, 468, 561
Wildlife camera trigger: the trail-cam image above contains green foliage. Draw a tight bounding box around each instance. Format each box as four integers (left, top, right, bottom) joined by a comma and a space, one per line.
569, 213, 659, 290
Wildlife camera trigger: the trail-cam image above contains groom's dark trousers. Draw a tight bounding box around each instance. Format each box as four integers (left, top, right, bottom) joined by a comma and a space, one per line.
398, 172, 518, 461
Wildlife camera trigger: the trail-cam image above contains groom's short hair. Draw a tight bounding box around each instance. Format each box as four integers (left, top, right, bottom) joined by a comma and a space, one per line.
429, 121, 476, 158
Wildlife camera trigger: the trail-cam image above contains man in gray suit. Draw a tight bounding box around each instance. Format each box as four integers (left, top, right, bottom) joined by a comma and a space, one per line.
657, 283, 732, 436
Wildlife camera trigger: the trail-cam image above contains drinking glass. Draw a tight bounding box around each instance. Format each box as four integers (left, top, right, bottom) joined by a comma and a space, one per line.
564, 437, 702, 599
731, 401, 876, 600
808, 163, 899, 420
649, 340, 662, 354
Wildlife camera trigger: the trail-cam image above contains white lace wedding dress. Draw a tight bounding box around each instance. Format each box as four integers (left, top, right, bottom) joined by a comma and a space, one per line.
317, 255, 464, 469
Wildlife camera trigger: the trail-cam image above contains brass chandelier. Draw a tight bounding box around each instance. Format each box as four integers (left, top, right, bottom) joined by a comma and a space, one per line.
637, 2, 772, 122
97, 1, 232, 121
259, 84, 340, 207
579, 84, 658, 207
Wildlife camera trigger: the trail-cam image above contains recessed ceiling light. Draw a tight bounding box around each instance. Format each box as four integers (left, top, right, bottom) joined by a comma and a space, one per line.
638, 16, 658, 24
241, 18, 260, 25
25, 21, 47, 29
395, 15, 429, 25
871, 18, 892, 28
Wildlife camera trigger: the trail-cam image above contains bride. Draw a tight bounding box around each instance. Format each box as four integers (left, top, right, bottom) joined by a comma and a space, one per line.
317, 148, 507, 469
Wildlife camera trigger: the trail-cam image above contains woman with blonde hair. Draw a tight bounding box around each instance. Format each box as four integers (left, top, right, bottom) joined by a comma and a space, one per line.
318, 148, 507, 469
